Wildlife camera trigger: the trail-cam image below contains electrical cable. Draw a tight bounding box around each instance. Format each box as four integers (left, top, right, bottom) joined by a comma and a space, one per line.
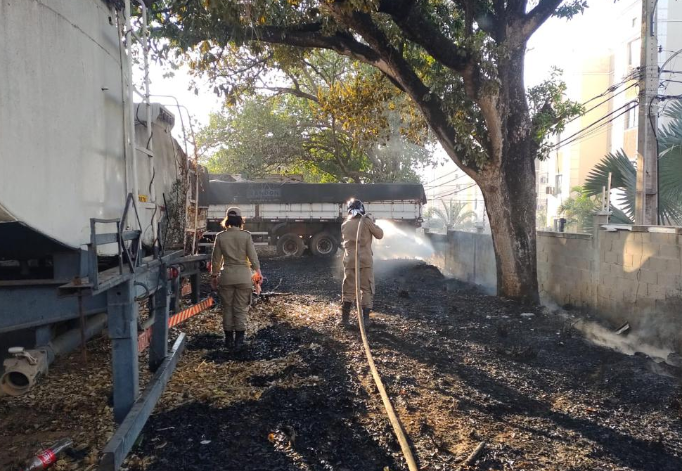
433, 183, 479, 200
422, 169, 459, 186
562, 82, 639, 128
353, 217, 419, 471
554, 103, 638, 151
550, 100, 639, 150
576, 68, 642, 108
424, 173, 469, 189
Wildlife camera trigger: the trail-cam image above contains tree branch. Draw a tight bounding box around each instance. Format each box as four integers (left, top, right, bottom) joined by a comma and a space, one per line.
328, 7, 480, 175
377, 0, 472, 74
243, 23, 385, 68
521, 0, 564, 40
374, 0, 502, 163
256, 86, 319, 103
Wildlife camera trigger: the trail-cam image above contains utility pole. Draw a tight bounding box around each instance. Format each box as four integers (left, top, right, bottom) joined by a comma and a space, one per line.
635, 0, 659, 225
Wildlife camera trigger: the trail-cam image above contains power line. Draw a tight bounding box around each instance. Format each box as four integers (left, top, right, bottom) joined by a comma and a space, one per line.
424, 173, 469, 189
564, 82, 639, 128
550, 100, 638, 150
553, 104, 634, 151
577, 68, 642, 108
432, 183, 479, 200
422, 169, 459, 186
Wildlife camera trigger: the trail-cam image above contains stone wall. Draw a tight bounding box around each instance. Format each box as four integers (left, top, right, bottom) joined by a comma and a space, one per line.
429, 223, 682, 350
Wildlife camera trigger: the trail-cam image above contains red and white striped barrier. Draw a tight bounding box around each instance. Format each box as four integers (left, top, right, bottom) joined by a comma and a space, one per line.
168, 298, 214, 328
138, 297, 215, 353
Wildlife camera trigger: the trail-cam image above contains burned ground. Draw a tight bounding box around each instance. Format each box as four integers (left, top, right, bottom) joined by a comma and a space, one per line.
1, 254, 682, 470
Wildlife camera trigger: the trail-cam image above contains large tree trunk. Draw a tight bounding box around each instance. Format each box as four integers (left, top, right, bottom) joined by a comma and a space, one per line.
432, 46, 539, 302
482, 45, 539, 303
479, 157, 539, 303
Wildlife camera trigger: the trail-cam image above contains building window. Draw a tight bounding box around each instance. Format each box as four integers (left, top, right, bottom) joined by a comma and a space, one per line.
555, 174, 563, 195
628, 39, 641, 69
625, 104, 638, 129
632, 17, 637, 28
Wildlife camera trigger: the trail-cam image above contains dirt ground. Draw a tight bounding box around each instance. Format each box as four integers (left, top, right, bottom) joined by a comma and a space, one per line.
2, 253, 682, 471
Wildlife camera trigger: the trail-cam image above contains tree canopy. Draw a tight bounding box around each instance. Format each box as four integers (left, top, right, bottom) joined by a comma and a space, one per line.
195, 50, 434, 183
148, 0, 590, 301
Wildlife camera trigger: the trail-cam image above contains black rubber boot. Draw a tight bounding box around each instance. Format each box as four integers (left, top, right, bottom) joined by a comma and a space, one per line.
234, 331, 246, 350
224, 330, 234, 349
340, 302, 352, 328
362, 308, 372, 328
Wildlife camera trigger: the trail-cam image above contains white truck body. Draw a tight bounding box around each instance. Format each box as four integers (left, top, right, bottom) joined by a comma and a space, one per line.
201, 182, 426, 256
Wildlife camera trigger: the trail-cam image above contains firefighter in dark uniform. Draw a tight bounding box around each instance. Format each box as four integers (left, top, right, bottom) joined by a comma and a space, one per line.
210, 207, 261, 349
340, 199, 384, 327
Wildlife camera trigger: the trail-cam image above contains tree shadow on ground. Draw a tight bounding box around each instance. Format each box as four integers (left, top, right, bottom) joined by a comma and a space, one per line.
368, 328, 682, 471
132, 324, 402, 471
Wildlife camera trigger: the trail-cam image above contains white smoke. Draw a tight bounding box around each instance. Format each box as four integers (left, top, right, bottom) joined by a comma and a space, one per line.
553, 308, 674, 361
372, 220, 435, 260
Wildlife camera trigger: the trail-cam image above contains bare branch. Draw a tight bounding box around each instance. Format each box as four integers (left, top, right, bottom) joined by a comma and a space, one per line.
521, 0, 564, 40
256, 86, 319, 103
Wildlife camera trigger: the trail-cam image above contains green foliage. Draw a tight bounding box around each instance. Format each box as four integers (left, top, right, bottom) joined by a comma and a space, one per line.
147, 0, 584, 168
146, 0, 598, 298
584, 101, 682, 225
528, 68, 583, 160
198, 90, 432, 183
553, 0, 589, 19
558, 186, 600, 232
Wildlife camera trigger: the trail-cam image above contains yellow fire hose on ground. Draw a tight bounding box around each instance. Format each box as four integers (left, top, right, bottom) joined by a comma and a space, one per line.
354, 216, 419, 471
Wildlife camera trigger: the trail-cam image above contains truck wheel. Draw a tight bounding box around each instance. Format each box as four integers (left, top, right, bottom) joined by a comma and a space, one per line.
310, 232, 338, 257
277, 234, 305, 257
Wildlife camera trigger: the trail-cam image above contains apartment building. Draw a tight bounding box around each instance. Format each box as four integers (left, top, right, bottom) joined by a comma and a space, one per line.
536, 0, 682, 230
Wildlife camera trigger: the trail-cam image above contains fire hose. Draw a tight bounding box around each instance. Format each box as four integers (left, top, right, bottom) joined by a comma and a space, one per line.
354, 216, 419, 471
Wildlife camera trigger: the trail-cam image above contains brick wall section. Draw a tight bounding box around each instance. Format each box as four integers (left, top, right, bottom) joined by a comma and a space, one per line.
537, 231, 595, 309
429, 224, 682, 350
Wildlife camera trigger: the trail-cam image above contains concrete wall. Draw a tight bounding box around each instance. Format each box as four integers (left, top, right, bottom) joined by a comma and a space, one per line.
430, 223, 682, 350
429, 231, 497, 293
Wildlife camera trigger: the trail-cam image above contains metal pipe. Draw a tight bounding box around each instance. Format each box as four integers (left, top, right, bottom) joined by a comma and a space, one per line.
139, 2, 158, 245
50, 313, 108, 359
0, 314, 108, 396
124, 0, 140, 211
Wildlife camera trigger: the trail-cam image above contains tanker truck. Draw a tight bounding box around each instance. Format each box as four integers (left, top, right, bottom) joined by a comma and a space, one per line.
199, 180, 427, 257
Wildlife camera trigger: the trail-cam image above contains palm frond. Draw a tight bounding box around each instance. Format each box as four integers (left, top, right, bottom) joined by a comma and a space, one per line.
584, 150, 637, 219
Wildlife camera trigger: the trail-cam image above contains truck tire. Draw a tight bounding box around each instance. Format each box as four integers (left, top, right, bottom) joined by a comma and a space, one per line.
277, 234, 305, 257
310, 232, 338, 257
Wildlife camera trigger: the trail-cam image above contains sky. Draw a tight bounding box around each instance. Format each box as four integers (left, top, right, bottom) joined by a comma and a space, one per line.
136, 1, 621, 172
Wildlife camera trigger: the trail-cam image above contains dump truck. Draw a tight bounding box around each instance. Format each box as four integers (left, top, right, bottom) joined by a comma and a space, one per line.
200, 180, 427, 257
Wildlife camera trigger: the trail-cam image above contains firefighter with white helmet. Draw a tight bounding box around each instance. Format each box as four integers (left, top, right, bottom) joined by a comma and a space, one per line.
340, 198, 384, 327
210, 207, 262, 349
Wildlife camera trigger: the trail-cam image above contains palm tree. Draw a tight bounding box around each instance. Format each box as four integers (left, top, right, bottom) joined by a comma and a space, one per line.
429, 200, 478, 230
558, 186, 601, 232
583, 101, 682, 225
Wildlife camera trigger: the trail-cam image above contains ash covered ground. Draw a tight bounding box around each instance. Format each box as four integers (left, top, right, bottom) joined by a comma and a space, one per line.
2, 254, 682, 471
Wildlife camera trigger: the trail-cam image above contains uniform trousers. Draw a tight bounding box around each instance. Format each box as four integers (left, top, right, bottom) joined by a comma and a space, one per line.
218, 283, 252, 331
